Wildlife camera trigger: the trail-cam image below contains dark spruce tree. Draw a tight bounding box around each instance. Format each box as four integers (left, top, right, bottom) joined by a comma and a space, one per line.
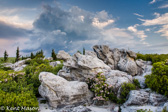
4, 50, 8, 62
83, 47, 85, 55
15, 47, 20, 62
31, 52, 34, 59
51, 49, 57, 60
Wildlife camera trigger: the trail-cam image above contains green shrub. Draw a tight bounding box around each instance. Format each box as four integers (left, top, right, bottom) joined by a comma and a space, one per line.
119, 82, 136, 103
87, 73, 137, 104
133, 79, 141, 88
0, 70, 38, 111
136, 53, 168, 64
24, 58, 63, 96
145, 61, 168, 97
87, 72, 114, 101
137, 109, 153, 112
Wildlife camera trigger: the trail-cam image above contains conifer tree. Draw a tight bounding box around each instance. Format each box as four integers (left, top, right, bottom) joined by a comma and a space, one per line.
51, 49, 57, 60
83, 47, 85, 55
31, 52, 34, 59
15, 47, 20, 62
4, 50, 8, 62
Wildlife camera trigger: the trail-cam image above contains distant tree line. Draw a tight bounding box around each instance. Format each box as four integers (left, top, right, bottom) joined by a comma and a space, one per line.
136, 53, 168, 64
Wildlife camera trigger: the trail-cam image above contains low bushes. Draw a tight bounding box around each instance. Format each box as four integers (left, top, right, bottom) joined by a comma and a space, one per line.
24, 57, 63, 96
0, 70, 38, 111
87, 73, 139, 104
145, 60, 168, 97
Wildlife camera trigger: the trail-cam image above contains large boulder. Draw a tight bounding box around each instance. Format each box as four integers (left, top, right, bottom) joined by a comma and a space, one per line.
57, 50, 71, 61
123, 89, 167, 107
105, 70, 133, 96
60, 52, 111, 81
4, 58, 30, 71
133, 64, 152, 88
50, 61, 61, 67
38, 72, 93, 108
93, 45, 139, 76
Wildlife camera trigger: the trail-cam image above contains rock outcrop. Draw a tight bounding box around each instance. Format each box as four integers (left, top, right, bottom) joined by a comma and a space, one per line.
38, 72, 93, 108
57, 50, 71, 61
4, 58, 30, 71
50, 61, 61, 67
93, 45, 144, 76
105, 70, 133, 97
57, 52, 111, 81
124, 89, 167, 107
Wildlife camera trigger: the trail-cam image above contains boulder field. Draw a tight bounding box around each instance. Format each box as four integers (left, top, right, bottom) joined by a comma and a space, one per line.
38, 45, 168, 112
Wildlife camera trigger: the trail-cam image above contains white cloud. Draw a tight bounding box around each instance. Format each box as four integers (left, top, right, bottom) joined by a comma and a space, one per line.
140, 12, 168, 38
140, 13, 168, 26
159, 4, 168, 9
133, 13, 144, 17
153, 12, 160, 18
149, 0, 156, 4
128, 25, 147, 41
92, 18, 114, 29
0, 15, 33, 29
145, 28, 150, 31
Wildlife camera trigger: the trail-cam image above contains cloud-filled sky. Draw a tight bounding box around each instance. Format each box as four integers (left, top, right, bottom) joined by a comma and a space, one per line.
0, 0, 168, 57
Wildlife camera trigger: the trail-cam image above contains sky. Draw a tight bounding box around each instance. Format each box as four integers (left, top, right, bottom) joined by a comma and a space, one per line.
0, 0, 168, 57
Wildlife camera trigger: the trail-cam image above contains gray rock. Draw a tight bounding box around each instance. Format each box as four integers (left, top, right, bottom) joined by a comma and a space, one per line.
61, 52, 111, 81
93, 45, 138, 76
105, 70, 132, 97
4, 58, 30, 71
57, 50, 71, 61
85, 51, 97, 57
38, 72, 93, 108
50, 61, 61, 67
123, 89, 167, 107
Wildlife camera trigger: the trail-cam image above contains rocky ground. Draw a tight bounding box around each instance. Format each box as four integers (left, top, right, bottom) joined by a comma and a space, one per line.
4, 45, 168, 112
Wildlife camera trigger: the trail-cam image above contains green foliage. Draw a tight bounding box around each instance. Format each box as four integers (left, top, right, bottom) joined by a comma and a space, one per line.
136, 53, 168, 64
0, 70, 38, 111
83, 48, 85, 55
87, 73, 114, 101
119, 82, 136, 103
4, 50, 8, 62
51, 49, 57, 60
24, 57, 63, 96
133, 79, 141, 88
31, 52, 35, 59
15, 47, 20, 62
145, 60, 168, 97
137, 109, 153, 112
87, 73, 138, 104
162, 107, 168, 112
0, 57, 15, 64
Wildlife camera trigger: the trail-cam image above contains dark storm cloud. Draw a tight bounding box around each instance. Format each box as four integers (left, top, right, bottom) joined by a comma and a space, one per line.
0, 21, 27, 39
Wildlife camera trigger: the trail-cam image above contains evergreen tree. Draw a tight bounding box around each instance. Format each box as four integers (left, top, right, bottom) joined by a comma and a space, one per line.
4, 50, 8, 62
15, 47, 20, 62
51, 49, 57, 60
31, 52, 34, 59
83, 47, 85, 55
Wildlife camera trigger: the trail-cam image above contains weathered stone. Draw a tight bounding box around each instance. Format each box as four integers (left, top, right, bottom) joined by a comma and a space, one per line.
39, 72, 93, 108
93, 45, 138, 76
57, 50, 71, 61
123, 89, 167, 107
50, 61, 61, 67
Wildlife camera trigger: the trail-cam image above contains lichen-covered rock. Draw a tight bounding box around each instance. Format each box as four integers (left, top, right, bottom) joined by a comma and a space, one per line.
4, 58, 30, 71
61, 52, 111, 81
123, 89, 167, 107
50, 61, 61, 67
105, 70, 132, 96
93, 45, 139, 76
38, 72, 93, 108
57, 50, 71, 61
